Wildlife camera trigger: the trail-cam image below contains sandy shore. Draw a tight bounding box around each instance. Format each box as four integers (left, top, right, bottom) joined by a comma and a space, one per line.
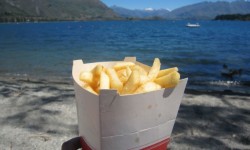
0, 77, 249, 150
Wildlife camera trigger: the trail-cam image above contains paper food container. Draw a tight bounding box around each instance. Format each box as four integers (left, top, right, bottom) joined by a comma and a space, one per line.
72, 57, 188, 150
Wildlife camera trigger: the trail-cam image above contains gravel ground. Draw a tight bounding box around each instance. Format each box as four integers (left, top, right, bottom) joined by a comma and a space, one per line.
0, 77, 249, 150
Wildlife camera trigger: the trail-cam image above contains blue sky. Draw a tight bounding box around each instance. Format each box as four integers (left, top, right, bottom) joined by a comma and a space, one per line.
101, 0, 235, 10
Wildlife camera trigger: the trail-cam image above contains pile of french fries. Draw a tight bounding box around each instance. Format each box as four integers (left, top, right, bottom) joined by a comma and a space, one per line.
79, 58, 180, 95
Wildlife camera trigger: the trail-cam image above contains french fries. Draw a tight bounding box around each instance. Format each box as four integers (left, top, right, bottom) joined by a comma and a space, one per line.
91, 64, 103, 77
114, 62, 135, 71
82, 84, 98, 95
79, 71, 93, 85
79, 58, 181, 95
132, 65, 148, 76
148, 58, 161, 81
100, 71, 110, 89
106, 68, 123, 92
157, 67, 178, 78
155, 71, 180, 88
116, 66, 132, 83
134, 82, 161, 94
121, 70, 140, 94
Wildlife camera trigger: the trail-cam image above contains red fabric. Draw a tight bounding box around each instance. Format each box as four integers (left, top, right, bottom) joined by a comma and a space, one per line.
80, 137, 170, 150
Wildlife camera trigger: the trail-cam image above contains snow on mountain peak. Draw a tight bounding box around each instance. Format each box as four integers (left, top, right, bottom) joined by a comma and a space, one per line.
144, 8, 154, 11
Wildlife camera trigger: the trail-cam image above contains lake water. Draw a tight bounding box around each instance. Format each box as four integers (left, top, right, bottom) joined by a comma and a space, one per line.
0, 20, 250, 94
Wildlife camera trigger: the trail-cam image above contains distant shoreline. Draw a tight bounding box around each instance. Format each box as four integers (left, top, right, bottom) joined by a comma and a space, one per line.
0, 17, 198, 23
0, 16, 124, 23
1, 18, 250, 24
3, 16, 250, 23
0, 18, 181, 23
214, 14, 250, 21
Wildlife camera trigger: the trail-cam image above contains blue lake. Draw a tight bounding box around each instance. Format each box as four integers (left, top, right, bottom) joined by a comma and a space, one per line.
0, 20, 250, 93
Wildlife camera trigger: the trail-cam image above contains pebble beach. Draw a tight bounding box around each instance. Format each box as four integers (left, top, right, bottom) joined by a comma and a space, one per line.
0, 76, 249, 150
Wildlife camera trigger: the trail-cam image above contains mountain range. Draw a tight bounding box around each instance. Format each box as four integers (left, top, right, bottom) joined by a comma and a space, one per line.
110, 6, 170, 19
111, 0, 250, 20
1, 0, 250, 22
0, 0, 118, 22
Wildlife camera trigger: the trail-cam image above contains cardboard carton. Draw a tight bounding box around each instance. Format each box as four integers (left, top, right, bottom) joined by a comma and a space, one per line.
72, 57, 188, 150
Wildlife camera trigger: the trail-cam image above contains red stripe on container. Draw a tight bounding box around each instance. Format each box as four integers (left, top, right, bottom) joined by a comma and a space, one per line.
80, 137, 170, 150
80, 137, 92, 150
141, 138, 170, 150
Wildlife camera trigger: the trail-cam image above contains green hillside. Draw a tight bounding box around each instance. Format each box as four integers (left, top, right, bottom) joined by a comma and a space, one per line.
0, 0, 118, 22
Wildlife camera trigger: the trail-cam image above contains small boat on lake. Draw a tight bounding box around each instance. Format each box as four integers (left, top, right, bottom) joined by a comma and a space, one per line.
186, 23, 200, 28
